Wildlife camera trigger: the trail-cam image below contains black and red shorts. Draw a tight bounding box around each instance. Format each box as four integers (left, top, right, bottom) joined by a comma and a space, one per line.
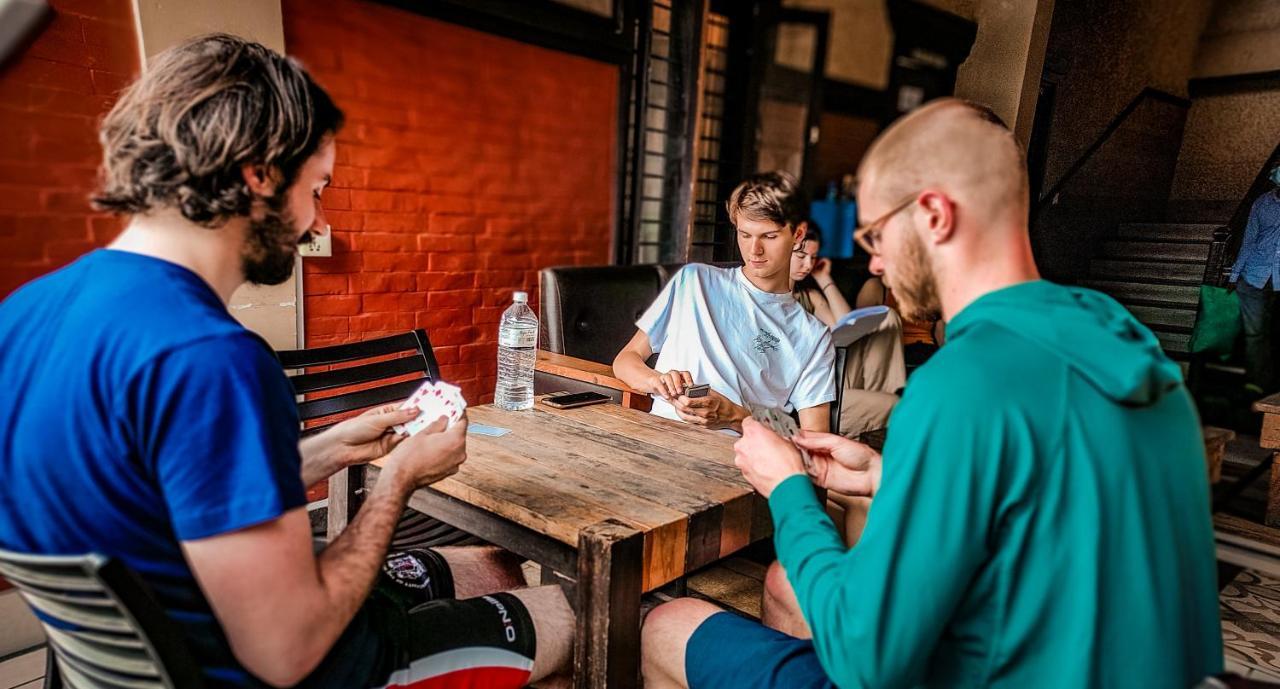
300, 549, 537, 689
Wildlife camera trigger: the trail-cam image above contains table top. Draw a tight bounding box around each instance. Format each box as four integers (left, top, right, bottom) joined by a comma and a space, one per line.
1255, 393, 1280, 416
375, 397, 770, 590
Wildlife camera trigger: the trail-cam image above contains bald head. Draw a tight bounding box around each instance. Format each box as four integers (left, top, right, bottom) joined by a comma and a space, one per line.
858, 99, 1029, 229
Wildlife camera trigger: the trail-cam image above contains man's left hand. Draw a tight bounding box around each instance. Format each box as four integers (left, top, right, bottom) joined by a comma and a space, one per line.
733, 417, 807, 498
326, 404, 420, 466
672, 389, 747, 431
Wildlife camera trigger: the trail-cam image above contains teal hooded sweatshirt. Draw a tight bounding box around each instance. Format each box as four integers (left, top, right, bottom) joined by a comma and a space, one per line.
770, 280, 1223, 688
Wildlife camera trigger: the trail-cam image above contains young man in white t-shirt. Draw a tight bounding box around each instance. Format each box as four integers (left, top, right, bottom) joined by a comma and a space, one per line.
613, 172, 835, 434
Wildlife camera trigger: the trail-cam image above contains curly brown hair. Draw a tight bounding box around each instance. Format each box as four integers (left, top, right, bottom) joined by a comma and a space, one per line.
725, 171, 805, 230
92, 33, 344, 226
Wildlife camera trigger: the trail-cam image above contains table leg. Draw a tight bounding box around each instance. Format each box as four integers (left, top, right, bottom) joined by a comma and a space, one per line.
1268, 454, 1280, 528
326, 465, 365, 541
574, 520, 644, 689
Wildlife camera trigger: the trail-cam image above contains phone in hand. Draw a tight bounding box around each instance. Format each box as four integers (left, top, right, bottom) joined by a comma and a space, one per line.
685, 383, 710, 398
541, 391, 612, 409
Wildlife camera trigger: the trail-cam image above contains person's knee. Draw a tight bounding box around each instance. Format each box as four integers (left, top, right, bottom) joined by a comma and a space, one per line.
641, 597, 723, 684
763, 560, 795, 608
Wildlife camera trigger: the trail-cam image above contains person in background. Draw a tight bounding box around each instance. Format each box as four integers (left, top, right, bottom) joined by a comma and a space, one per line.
640, 97, 1222, 689
857, 274, 945, 367
613, 171, 835, 436
790, 226, 905, 440
1229, 164, 1280, 396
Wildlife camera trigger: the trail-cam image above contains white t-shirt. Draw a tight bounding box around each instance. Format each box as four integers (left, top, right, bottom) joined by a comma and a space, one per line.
636, 264, 836, 425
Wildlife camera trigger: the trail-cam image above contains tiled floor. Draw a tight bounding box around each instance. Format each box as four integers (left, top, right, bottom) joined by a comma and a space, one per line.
4, 564, 1278, 687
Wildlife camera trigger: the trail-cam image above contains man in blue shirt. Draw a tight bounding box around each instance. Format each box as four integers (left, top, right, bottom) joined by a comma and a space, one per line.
0, 34, 571, 688
1230, 166, 1280, 395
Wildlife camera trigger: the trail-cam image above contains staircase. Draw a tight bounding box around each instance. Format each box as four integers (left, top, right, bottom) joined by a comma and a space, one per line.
1081, 221, 1220, 360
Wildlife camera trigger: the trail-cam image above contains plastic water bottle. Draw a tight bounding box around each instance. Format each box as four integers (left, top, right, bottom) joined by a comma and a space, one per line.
495, 291, 539, 411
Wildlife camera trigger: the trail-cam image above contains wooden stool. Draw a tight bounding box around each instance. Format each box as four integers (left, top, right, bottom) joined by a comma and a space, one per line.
1203, 426, 1234, 484
1255, 394, 1280, 526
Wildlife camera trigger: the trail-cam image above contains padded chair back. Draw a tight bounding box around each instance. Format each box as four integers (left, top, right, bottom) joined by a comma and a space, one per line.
539, 265, 666, 365
277, 330, 440, 427
0, 548, 204, 689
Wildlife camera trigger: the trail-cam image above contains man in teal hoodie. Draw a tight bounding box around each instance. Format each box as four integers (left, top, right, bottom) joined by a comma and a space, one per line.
640, 99, 1223, 688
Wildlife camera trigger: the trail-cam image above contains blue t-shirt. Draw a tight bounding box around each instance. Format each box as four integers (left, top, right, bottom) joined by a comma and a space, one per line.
0, 250, 306, 688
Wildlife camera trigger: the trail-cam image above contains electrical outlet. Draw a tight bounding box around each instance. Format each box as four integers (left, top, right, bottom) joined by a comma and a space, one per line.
298, 231, 332, 258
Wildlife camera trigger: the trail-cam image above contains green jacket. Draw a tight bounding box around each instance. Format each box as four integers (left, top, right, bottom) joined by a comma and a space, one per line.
771, 280, 1223, 688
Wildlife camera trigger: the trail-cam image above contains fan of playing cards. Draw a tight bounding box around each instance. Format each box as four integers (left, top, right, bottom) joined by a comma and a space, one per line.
393, 380, 468, 436
750, 406, 814, 475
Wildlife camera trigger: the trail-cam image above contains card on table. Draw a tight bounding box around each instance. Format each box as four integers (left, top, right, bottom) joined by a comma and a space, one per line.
393, 380, 467, 436
749, 406, 813, 475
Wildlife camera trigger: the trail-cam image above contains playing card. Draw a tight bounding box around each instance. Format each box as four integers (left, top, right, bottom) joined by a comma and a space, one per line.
749, 406, 813, 475
393, 380, 468, 436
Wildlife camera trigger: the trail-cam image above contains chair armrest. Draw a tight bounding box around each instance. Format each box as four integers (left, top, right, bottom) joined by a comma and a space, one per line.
535, 351, 651, 411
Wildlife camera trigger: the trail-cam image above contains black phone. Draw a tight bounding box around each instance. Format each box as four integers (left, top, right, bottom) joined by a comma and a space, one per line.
541, 391, 612, 409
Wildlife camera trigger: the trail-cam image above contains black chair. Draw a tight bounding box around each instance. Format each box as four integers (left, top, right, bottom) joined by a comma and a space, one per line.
0, 548, 204, 689
539, 264, 667, 365
277, 330, 478, 548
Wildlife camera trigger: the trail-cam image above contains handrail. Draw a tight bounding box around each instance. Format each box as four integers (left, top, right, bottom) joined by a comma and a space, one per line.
1033, 87, 1190, 217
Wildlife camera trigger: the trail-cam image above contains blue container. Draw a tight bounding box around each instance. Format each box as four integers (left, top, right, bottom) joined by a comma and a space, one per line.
809, 199, 857, 259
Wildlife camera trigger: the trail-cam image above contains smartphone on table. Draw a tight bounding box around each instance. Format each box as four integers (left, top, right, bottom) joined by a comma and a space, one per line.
541, 391, 612, 409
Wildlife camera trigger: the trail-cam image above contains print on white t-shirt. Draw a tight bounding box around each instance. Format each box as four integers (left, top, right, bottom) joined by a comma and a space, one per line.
636, 264, 836, 427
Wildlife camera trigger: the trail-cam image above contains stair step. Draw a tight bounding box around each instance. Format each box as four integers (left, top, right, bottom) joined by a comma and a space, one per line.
1154, 329, 1191, 353
1115, 222, 1220, 242
1090, 259, 1203, 285
1124, 303, 1197, 330
1101, 240, 1210, 263
1082, 280, 1200, 307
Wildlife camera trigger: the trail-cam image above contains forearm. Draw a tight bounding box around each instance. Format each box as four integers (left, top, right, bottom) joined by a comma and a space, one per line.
298, 431, 352, 486
295, 470, 412, 672
817, 281, 853, 320
613, 350, 656, 390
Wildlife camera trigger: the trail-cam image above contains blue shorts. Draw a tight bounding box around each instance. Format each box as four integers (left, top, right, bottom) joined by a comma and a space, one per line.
685, 612, 835, 689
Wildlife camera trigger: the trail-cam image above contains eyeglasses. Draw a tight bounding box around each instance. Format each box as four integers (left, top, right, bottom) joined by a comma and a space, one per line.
853, 193, 918, 256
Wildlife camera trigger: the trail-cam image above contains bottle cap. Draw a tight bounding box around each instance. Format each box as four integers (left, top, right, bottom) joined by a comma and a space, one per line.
513, 291, 528, 303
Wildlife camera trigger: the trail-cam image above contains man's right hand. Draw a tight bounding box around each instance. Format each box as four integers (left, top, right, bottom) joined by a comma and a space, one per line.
382, 416, 469, 493
792, 431, 882, 498
643, 369, 694, 401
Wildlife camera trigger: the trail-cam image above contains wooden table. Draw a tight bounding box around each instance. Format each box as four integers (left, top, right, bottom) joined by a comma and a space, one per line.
1256, 393, 1280, 526
366, 398, 770, 688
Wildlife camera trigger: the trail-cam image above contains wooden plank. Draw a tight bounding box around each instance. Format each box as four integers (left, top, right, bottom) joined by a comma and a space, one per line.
1270, 455, 1280, 528
1261, 413, 1280, 451
574, 520, 644, 689
1203, 426, 1234, 484
468, 407, 730, 589
536, 351, 642, 395
540, 402, 741, 468
326, 465, 364, 541
1254, 393, 1280, 416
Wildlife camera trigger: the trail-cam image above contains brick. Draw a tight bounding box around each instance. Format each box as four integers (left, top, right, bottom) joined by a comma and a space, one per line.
427, 213, 482, 235
307, 295, 362, 316
364, 212, 424, 232
416, 308, 468, 330
351, 272, 416, 294
363, 252, 428, 272
427, 252, 471, 272
0, 186, 45, 213
350, 312, 399, 332
416, 234, 473, 253
362, 292, 424, 313
303, 274, 349, 295
321, 188, 351, 210
427, 289, 481, 309
350, 232, 416, 252
432, 346, 460, 365
416, 272, 474, 291
439, 362, 479, 379
307, 317, 350, 336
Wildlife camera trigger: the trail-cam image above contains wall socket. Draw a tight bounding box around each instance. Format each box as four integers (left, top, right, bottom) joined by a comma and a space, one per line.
298, 231, 332, 258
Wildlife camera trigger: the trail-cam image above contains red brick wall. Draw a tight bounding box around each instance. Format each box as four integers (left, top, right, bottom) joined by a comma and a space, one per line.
0, 0, 138, 298
284, 0, 617, 405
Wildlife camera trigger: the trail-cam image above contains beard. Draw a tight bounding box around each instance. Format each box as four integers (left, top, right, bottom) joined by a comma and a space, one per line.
887, 223, 942, 322
241, 192, 307, 286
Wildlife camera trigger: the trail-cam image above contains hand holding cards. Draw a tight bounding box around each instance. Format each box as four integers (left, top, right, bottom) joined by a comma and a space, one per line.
393, 380, 467, 436
749, 406, 813, 475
